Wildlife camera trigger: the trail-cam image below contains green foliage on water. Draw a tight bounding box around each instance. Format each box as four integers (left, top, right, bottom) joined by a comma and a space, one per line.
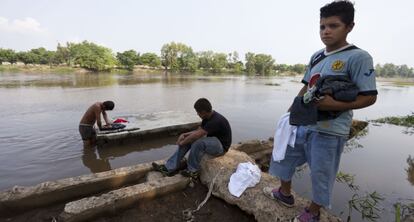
264, 82, 281, 86
372, 113, 414, 128
347, 191, 384, 222
394, 201, 414, 222
336, 171, 385, 221
336, 171, 359, 192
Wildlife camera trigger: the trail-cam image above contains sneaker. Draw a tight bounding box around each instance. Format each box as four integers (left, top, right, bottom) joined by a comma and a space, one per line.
293, 208, 320, 222
263, 187, 295, 207
180, 169, 200, 179
152, 162, 177, 177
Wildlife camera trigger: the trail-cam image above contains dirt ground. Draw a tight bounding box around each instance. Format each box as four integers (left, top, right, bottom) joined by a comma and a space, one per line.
1, 182, 256, 222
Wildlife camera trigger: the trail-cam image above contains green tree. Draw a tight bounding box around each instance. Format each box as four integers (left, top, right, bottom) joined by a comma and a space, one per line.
17, 51, 38, 65
227, 51, 244, 73
211, 53, 227, 73
161, 42, 198, 72
197, 51, 214, 69
140, 52, 161, 68
68, 41, 116, 71
0, 48, 17, 64
161, 42, 179, 71
245, 52, 256, 75
54, 43, 71, 65
28, 48, 55, 65
397, 64, 413, 78
291, 64, 306, 74
254, 54, 274, 75
116, 50, 139, 70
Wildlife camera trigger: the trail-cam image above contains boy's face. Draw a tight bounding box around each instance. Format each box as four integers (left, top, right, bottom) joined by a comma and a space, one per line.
320, 16, 354, 50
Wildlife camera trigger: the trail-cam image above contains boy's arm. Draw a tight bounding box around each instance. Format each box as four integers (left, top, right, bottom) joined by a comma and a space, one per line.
288, 84, 308, 112
316, 94, 376, 111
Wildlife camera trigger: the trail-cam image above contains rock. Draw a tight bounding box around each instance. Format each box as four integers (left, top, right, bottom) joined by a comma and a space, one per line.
146, 172, 164, 181
199, 150, 341, 222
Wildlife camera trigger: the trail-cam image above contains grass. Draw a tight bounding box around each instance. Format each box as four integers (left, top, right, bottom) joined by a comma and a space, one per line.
371, 113, 414, 128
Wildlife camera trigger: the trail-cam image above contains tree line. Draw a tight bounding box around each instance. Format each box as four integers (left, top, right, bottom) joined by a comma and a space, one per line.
0, 41, 304, 75
0, 41, 412, 77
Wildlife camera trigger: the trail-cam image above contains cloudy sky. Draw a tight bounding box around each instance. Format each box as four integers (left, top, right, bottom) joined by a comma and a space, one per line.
1, 0, 413, 66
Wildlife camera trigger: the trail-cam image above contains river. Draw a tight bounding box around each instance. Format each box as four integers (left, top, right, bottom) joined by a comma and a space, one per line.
0, 72, 413, 221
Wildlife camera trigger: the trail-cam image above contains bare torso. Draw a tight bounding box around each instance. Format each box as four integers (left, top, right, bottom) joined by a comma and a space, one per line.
80, 102, 102, 125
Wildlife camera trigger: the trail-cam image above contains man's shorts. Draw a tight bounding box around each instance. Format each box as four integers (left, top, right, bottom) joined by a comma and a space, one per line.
79, 124, 96, 141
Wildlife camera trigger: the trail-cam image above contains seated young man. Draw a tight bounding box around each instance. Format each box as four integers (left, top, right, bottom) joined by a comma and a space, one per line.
153, 98, 232, 178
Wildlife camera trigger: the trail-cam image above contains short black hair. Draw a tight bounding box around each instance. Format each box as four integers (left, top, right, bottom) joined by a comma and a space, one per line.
320, 0, 355, 26
194, 98, 212, 113
103, 101, 114, 110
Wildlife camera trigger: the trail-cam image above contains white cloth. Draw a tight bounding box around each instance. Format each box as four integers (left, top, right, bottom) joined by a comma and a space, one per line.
272, 112, 297, 162
228, 162, 261, 197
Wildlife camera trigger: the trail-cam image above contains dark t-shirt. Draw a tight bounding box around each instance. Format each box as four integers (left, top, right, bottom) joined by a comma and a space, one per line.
201, 111, 232, 151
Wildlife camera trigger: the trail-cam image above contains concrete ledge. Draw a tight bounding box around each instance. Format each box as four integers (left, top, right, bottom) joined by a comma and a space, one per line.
59, 175, 190, 222
0, 160, 165, 214
97, 122, 200, 142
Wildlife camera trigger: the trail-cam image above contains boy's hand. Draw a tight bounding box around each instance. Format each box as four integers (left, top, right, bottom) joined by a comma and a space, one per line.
315, 94, 338, 111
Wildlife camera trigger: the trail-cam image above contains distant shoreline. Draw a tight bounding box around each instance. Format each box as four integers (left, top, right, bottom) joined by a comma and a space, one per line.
1, 65, 414, 82
0, 64, 294, 76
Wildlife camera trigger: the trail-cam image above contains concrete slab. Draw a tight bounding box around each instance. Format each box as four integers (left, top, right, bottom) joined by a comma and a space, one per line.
59, 175, 189, 222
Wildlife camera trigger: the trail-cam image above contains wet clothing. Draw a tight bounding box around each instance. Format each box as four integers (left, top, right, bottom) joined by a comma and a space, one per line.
99, 123, 126, 131
79, 124, 96, 141
201, 111, 232, 151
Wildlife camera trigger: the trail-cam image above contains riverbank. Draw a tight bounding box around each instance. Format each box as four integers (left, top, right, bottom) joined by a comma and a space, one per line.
3, 183, 255, 222
0, 64, 297, 76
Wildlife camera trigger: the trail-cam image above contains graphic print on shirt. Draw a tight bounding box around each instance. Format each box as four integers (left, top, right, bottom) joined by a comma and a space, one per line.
331, 60, 345, 72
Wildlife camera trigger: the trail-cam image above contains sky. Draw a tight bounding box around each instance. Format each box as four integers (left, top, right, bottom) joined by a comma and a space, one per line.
0, 0, 413, 67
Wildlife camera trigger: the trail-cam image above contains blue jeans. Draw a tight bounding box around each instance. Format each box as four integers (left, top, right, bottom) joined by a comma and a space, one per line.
165, 137, 224, 172
269, 126, 346, 207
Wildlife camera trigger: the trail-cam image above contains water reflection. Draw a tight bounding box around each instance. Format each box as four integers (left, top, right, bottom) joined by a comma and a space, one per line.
81, 136, 177, 173
343, 128, 369, 153
0, 72, 231, 88
407, 155, 414, 186
82, 147, 111, 173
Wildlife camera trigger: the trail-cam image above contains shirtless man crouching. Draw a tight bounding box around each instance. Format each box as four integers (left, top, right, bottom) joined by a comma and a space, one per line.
79, 101, 114, 147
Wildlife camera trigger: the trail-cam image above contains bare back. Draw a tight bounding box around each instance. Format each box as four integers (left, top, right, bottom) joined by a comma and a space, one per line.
80, 102, 102, 125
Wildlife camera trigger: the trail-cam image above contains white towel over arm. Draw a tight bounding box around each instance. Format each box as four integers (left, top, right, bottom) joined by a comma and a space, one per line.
272, 113, 297, 162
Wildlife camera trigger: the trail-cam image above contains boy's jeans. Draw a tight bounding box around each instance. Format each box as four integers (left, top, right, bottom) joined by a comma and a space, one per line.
269, 126, 346, 207
166, 136, 224, 172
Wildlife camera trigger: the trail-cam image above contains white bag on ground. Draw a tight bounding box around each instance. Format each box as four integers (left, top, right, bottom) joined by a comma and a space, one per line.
228, 162, 261, 197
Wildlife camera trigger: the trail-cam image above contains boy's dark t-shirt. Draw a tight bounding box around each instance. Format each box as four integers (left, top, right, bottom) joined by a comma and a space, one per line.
201, 111, 232, 151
